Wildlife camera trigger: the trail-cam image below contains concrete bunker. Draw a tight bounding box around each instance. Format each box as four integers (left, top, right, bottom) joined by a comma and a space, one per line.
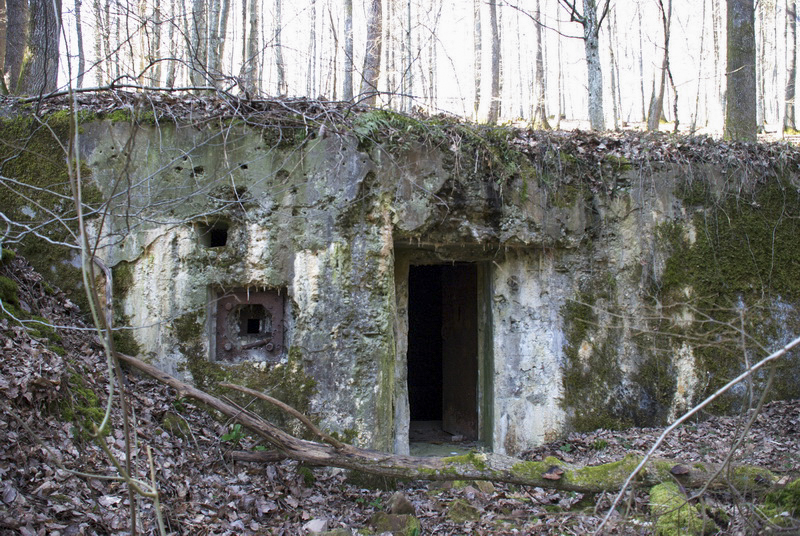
9, 107, 792, 457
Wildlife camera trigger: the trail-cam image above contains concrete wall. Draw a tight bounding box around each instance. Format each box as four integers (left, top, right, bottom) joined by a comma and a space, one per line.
63, 118, 800, 455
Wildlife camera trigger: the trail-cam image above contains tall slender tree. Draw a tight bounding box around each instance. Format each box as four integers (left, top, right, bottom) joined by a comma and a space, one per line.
403, 0, 412, 111
343, 0, 354, 100
307, 0, 317, 96
725, 0, 757, 140
190, 0, 208, 86
473, 0, 481, 118
275, 0, 287, 95
647, 0, 672, 131
608, 5, 619, 130
478, 0, 500, 124
532, 0, 549, 129
359, 0, 383, 105
560, 0, 610, 130
74, 0, 85, 87
786, 0, 797, 131
240, 0, 261, 94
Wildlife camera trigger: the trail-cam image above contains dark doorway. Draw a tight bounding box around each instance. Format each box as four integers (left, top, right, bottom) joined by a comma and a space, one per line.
407, 264, 479, 440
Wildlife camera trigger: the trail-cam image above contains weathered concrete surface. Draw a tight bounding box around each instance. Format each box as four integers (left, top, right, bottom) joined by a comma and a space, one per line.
7, 111, 799, 456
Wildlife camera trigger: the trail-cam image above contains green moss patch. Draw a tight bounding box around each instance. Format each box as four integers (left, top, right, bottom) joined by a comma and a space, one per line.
650, 482, 714, 536
0, 113, 103, 313
60, 373, 110, 440
561, 284, 632, 432
656, 179, 800, 411
762, 478, 800, 526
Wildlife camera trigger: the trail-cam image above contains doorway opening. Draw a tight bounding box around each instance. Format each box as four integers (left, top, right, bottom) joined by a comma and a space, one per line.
407, 264, 478, 443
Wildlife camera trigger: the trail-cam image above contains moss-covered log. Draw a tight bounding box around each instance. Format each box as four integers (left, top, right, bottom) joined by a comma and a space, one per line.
117, 351, 779, 495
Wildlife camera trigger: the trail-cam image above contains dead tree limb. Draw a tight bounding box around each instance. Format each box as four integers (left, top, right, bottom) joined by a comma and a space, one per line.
116, 352, 778, 495
220, 382, 346, 449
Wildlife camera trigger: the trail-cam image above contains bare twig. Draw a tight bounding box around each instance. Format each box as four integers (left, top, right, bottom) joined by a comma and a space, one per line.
595, 334, 800, 534
220, 382, 346, 449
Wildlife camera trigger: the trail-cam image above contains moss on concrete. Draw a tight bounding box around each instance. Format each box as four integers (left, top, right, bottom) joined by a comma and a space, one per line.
656, 178, 800, 411
561, 283, 631, 432
0, 112, 103, 313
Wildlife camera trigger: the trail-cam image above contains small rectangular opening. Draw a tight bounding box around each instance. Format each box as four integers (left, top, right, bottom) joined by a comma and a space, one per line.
209, 228, 228, 247
246, 318, 261, 334
196, 221, 229, 248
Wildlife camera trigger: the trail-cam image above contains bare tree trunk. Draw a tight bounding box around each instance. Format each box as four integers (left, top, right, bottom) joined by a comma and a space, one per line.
329, 5, 338, 99
240, 0, 260, 94
74, 0, 85, 87
637, 5, 645, 122
473, 0, 481, 118
386, 0, 395, 106
692, 0, 708, 132
4, 0, 61, 95
359, 0, 382, 105
608, 5, 619, 130
190, 0, 208, 86
92, 0, 109, 85
557, 7, 564, 128
165, 0, 177, 87
756, 0, 766, 128
275, 0, 287, 95
206, 0, 224, 84
112, 1, 120, 79
712, 0, 725, 129
647, 0, 672, 132
583, 0, 604, 130
561, 0, 606, 130
343, 0, 353, 100
478, 0, 500, 124
307, 0, 317, 96
403, 0, 412, 111
0, 0, 6, 94
426, 0, 441, 110
725, 0, 757, 140
786, 0, 797, 131
532, 0, 549, 129
151, 4, 162, 85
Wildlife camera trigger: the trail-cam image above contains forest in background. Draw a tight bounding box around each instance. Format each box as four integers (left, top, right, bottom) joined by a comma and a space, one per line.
1, 0, 797, 135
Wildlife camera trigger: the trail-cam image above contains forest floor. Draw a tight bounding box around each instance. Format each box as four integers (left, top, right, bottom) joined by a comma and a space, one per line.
1, 252, 799, 535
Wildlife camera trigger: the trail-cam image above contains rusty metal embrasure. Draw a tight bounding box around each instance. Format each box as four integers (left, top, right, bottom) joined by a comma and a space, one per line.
215, 289, 284, 361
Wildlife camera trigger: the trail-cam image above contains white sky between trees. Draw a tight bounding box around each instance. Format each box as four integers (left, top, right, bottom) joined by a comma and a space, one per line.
56, 0, 794, 134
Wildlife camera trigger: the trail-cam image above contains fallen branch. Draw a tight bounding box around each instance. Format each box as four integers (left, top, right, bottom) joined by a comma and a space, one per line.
220, 382, 345, 449
116, 351, 779, 494
229, 450, 287, 463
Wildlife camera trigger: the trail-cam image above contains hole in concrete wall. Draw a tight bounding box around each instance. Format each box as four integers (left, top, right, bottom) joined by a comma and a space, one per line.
237, 304, 270, 336
215, 288, 285, 362
196, 221, 229, 248
408, 264, 478, 442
